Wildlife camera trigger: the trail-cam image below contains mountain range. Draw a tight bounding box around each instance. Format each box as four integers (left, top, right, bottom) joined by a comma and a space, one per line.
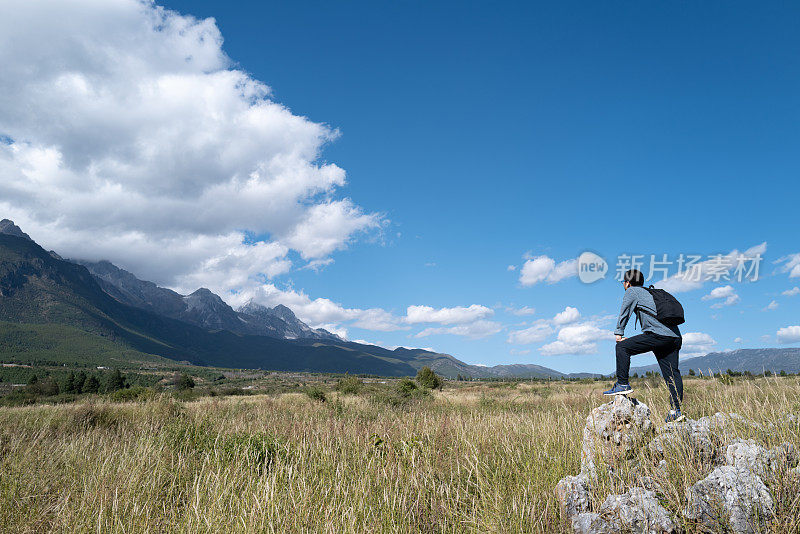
0, 220, 576, 378
630, 348, 800, 376
74, 259, 341, 341
2, 219, 798, 379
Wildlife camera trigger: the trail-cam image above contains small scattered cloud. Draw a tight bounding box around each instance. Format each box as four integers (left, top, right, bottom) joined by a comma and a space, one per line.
782, 287, 800, 297
352, 308, 409, 332
552, 306, 581, 325
509, 348, 531, 356
506, 321, 554, 345
539, 323, 611, 355
506, 305, 536, 316
405, 304, 494, 325
777, 325, 800, 344
519, 255, 577, 286
763, 300, 779, 311
507, 264, 517, 271
300, 258, 335, 272
681, 332, 717, 357
414, 320, 502, 340
776, 253, 800, 278
701, 285, 740, 308
734, 337, 743, 343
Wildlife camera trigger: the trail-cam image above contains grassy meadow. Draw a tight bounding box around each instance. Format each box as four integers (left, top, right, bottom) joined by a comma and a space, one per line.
0, 375, 799, 533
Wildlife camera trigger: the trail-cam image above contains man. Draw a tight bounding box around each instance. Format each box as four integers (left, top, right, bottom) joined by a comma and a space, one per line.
604, 269, 685, 423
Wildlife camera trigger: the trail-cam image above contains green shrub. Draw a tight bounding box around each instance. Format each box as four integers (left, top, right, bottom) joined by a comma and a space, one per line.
335, 376, 363, 395
370, 381, 430, 408
396, 379, 419, 396
305, 386, 327, 403
416, 366, 442, 390
175, 373, 195, 391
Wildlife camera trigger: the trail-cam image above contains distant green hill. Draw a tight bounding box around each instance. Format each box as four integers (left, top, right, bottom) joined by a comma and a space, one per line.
0, 233, 419, 375
0, 231, 572, 379
629, 348, 800, 376
0, 322, 168, 368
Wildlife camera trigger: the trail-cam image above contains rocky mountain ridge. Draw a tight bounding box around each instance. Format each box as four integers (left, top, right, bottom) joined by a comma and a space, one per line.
73, 259, 341, 342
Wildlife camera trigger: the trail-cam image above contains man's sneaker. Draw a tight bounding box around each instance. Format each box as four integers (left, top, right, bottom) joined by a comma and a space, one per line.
665, 409, 685, 423
603, 383, 634, 396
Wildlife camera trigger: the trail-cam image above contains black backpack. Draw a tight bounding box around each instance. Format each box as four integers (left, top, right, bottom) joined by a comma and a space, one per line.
637, 285, 685, 326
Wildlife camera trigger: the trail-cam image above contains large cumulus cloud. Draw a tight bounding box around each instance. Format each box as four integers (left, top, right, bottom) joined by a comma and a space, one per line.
0, 0, 381, 293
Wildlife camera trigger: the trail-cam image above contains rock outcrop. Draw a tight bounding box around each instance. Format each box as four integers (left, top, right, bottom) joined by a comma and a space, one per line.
684, 465, 773, 534
555, 473, 592, 518
581, 395, 654, 479
572, 487, 675, 534
555, 397, 796, 534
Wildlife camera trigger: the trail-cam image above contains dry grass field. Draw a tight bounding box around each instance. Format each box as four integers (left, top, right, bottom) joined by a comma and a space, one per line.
0, 376, 798, 533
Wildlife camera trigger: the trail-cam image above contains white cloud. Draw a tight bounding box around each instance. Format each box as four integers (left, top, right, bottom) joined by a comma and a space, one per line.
234, 283, 407, 332
0, 0, 380, 292
734, 337, 743, 343
318, 325, 348, 340
509, 348, 530, 355
405, 304, 494, 325
507, 321, 554, 345
509, 305, 536, 316
777, 253, 800, 278
681, 332, 716, 356
763, 300, 779, 311
657, 243, 766, 293
777, 326, 800, 344
519, 255, 577, 286
352, 308, 409, 332
549, 259, 578, 283
553, 306, 581, 325
539, 323, 611, 355
209, 281, 500, 339
782, 287, 800, 297
414, 320, 502, 340
701, 285, 739, 308
507, 265, 517, 271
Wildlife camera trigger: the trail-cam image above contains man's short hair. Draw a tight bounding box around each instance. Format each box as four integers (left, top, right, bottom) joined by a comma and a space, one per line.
623, 269, 644, 286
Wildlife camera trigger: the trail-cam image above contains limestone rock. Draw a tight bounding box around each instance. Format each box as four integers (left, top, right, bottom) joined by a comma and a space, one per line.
581, 396, 654, 478
684, 465, 774, 534
724, 439, 777, 479
571, 513, 604, 534
572, 487, 675, 534
649, 418, 716, 464
555, 473, 592, 519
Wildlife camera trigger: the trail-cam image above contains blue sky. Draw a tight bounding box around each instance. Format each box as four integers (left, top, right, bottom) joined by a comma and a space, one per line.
2, 1, 800, 373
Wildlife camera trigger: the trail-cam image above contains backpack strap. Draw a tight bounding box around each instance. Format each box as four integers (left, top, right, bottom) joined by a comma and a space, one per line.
633, 305, 658, 329
637, 307, 657, 318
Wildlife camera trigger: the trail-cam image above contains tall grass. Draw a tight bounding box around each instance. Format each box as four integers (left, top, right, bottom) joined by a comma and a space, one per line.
0, 376, 797, 532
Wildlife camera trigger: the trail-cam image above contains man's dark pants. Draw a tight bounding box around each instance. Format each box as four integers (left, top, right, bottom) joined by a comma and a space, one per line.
616, 332, 683, 410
